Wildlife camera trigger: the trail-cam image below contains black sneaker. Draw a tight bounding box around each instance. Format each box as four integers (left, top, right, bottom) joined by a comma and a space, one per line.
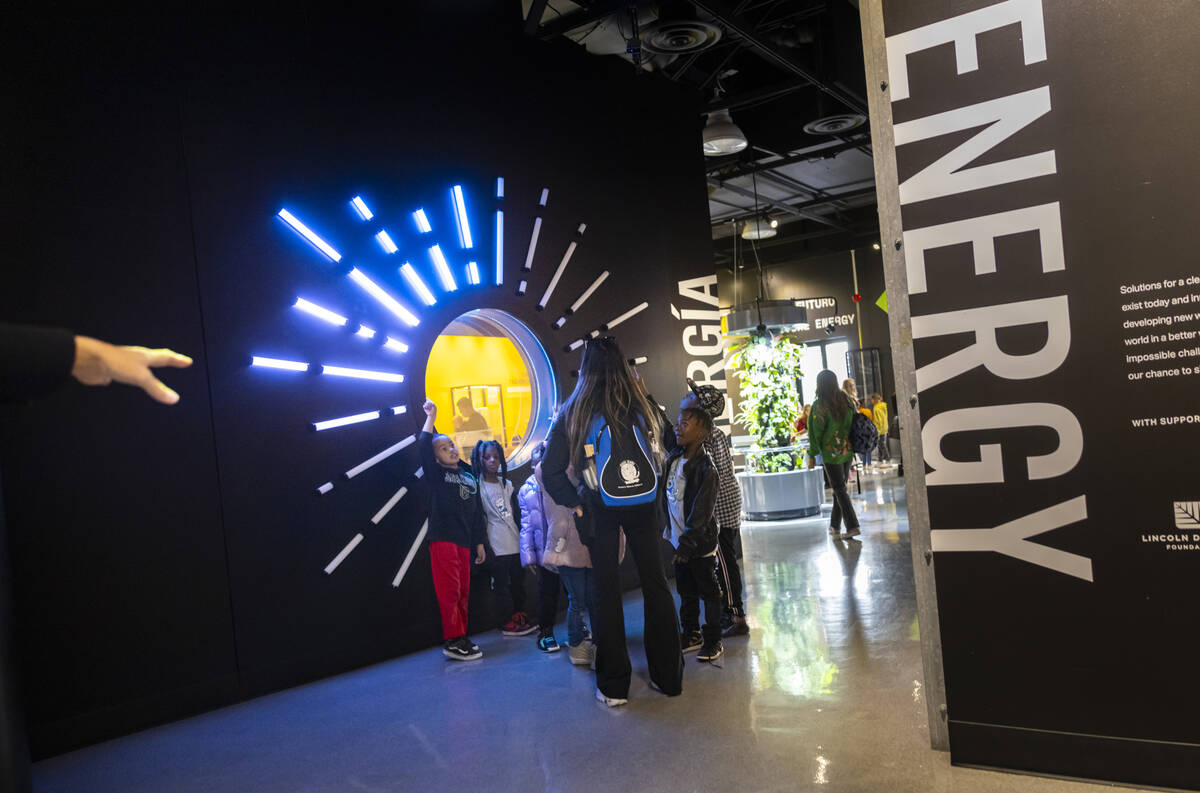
697, 639, 723, 662
444, 637, 482, 661
681, 630, 703, 653
722, 618, 749, 638
537, 633, 561, 653
719, 611, 734, 632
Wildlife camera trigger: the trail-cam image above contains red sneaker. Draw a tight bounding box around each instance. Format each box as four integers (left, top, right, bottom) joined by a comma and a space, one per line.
502, 612, 538, 636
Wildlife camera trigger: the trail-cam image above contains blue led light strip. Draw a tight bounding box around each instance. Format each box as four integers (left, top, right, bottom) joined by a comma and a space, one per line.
277, 209, 342, 262
451, 185, 473, 249
428, 245, 457, 292
400, 263, 437, 306
350, 196, 373, 221
348, 268, 420, 327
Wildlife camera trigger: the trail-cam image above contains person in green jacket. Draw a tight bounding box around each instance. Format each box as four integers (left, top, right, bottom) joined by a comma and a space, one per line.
806, 369, 862, 538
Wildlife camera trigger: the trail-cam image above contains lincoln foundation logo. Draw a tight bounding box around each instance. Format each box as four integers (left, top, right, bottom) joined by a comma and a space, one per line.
1175, 501, 1200, 529
1140, 502, 1200, 551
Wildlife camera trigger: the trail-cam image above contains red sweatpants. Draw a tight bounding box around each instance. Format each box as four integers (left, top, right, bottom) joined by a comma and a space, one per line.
430, 541, 471, 640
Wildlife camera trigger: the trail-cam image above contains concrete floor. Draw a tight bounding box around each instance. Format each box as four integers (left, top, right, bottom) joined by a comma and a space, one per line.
33, 470, 1155, 792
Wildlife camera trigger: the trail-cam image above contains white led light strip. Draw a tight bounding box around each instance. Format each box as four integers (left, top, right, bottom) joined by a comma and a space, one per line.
375, 230, 398, 254
277, 209, 342, 262
428, 245, 457, 292
252, 356, 309, 371
321, 365, 404, 383
538, 234, 583, 308
350, 196, 373, 221
604, 301, 649, 330
495, 210, 505, 286
293, 297, 347, 326
348, 267, 419, 327
325, 533, 364, 574
372, 486, 409, 525
392, 519, 430, 587
400, 263, 437, 306
523, 217, 542, 272
413, 209, 432, 234
312, 411, 381, 432
451, 185, 473, 249
345, 435, 416, 479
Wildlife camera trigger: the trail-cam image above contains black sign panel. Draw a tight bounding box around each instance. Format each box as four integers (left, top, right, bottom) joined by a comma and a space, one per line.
880, 0, 1200, 787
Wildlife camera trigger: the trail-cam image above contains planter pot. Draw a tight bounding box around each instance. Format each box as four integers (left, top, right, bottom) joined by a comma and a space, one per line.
737, 467, 825, 521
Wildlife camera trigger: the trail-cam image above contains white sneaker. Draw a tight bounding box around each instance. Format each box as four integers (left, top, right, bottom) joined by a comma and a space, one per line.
595, 687, 628, 707
568, 639, 594, 666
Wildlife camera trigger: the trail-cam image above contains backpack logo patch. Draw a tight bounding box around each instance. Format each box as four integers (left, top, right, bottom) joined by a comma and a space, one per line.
619, 459, 639, 485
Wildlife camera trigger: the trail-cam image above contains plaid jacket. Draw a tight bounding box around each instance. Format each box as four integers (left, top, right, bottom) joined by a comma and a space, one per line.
704, 428, 742, 530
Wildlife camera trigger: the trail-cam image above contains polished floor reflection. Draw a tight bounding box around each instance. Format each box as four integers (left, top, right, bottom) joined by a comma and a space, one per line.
34, 472, 1154, 792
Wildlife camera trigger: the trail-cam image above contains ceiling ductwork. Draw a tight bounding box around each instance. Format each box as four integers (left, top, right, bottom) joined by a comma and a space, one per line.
641, 2, 722, 54
802, 114, 867, 135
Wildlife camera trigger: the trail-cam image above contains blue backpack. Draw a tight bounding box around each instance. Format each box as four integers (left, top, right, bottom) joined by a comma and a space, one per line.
582, 414, 660, 507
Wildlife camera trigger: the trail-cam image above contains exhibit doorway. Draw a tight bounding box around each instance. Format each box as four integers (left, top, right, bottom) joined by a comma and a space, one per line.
423, 309, 557, 468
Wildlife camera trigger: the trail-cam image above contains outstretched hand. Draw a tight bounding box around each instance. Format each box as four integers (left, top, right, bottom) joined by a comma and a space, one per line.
71, 336, 192, 405
423, 399, 437, 417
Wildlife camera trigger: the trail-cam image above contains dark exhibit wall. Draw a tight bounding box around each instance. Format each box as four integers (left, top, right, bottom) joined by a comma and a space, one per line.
875, 0, 1200, 788
1, 6, 716, 756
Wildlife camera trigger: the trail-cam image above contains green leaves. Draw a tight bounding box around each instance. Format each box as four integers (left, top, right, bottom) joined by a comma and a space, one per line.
728, 335, 804, 473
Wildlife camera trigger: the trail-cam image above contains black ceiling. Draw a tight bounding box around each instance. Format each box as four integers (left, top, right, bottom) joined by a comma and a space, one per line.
524, 0, 881, 269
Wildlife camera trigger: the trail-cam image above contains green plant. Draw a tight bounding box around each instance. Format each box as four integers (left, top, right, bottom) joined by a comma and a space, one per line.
728, 333, 804, 473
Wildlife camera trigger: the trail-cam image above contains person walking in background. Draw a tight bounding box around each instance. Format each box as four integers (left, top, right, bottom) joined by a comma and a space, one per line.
870, 393, 890, 467
794, 403, 811, 437
686, 379, 749, 639
518, 442, 563, 654
420, 400, 488, 661
542, 336, 683, 707
841, 378, 860, 408
666, 390, 724, 663
808, 371, 861, 539
857, 399, 875, 470
473, 440, 536, 638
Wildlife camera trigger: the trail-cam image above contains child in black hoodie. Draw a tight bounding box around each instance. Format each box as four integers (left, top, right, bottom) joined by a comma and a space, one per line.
420, 399, 488, 661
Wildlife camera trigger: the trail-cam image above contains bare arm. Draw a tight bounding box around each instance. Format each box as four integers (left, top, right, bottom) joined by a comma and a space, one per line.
422, 398, 437, 434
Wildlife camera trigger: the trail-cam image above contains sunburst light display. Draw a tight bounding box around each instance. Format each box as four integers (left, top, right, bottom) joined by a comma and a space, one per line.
254, 177, 651, 586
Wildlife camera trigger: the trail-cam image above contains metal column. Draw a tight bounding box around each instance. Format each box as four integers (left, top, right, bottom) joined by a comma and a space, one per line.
858, 0, 949, 751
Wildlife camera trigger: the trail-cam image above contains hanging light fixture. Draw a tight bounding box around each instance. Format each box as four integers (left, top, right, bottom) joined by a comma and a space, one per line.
702, 108, 748, 156
741, 217, 777, 240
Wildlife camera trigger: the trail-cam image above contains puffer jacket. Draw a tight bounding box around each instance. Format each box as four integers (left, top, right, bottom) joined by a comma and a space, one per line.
519, 463, 593, 570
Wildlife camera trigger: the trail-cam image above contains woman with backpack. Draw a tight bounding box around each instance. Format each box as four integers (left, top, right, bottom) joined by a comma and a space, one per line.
807, 369, 862, 539
542, 336, 684, 706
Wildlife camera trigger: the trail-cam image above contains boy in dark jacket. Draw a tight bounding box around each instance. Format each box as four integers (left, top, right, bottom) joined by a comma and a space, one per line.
664, 390, 723, 662
420, 399, 488, 661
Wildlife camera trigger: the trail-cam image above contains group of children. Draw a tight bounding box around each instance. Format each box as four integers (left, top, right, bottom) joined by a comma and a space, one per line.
418, 378, 745, 670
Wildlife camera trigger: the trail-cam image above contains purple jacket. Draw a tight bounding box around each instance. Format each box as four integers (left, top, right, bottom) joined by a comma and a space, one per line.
519, 463, 593, 570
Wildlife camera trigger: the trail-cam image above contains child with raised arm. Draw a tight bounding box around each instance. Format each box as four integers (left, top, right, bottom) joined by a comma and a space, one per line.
420, 399, 487, 661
